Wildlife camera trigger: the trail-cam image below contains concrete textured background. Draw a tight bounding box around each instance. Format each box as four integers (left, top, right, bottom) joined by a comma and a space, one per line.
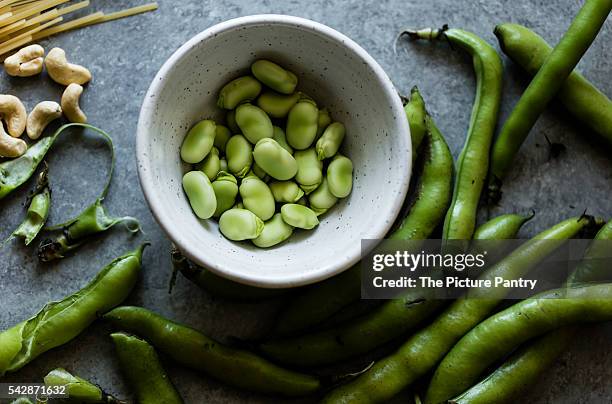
0, 0, 610, 403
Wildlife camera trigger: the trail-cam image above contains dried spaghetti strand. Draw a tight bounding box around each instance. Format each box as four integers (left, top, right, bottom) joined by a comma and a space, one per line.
31, 11, 101, 39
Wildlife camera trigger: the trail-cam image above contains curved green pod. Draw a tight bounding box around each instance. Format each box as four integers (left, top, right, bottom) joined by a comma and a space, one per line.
44, 368, 124, 404
225, 135, 253, 178
103, 306, 321, 397
183, 171, 217, 219
219, 208, 264, 240
8, 167, 50, 246
257, 91, 300, 118
404, 86, 427, 163
253, 213, 294, 248
251, 60, 298, 94
286, 101, 319, 150
212, 172, 239, 217
111, 332, 183, 404
239, 175, 275, 221
180, 120, 216, 164
235, 103, 273, 144
217, 76, 262, 109
253, 138, 298, 180
0, 245, 146, 376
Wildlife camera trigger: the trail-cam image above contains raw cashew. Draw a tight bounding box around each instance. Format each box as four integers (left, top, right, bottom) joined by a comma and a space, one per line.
0, 94, 27, 137
0, 123, 27, 158
61, 84, 87, 123
45, 48, 91, 86
26, 101, 62, 139
4, 44, 44, 77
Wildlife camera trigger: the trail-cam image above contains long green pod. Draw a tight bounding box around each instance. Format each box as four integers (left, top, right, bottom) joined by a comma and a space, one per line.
0, 245, 146, 376
449, 221, 612, 404
426, 283, 612, 404
494, 23, 612, 145
260, 212, 530, 367
488, 0, 612, 200
111, 332, 183, 404
169, 247, 286, 301
0, 123, 114, 200
44, 367, 125, 404
271, 111, 453, 337
321, 216, 593, 404
403, 86, 427, 164
103, 306, 320, 397
404, 27, 503, 241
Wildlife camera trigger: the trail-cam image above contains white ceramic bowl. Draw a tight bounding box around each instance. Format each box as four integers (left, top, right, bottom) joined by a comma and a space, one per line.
137, 15, 411, 288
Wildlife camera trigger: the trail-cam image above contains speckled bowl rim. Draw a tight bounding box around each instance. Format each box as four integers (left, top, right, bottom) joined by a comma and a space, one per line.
137, 14, 411, 288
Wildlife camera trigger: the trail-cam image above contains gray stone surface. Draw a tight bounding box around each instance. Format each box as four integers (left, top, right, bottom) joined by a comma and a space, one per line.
0, 0, 610, 403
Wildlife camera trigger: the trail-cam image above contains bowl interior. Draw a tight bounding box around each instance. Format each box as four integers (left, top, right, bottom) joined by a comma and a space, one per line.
138, 15, 411, 287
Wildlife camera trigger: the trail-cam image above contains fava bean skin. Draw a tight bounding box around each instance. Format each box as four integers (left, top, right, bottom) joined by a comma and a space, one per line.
182, 171, 217, 220
219, 208, 264, 240
253, 138, 298, 180
308, 178, 337, 215
281, 204, 319, 229
212, 172, 239, 217
273, 125, 293, 153
316, 122, 345, 160
251, 60, 298, 94
197, 146, 221, 180
322, 216, 592, 403
239, 175, 275, 221
269, 181, 304, 203
404, 27, 503, 241
286, 101, 319, 150
103, 306, 321, 396
226, 110, 240, 133
257, 91, 300, 118
326, 155, 353, 198
489, 0, 612, 201
217, 76, 262, 109
180, 119, 216, 164
294, 148, 323, 194
44, 368, 123, 404
236, 103, 273, 144
214, 124, 232, 152
253, 213, 294, 248
426, 284, 612, 404
225, 135, 253, 178
111, 332, 184, 404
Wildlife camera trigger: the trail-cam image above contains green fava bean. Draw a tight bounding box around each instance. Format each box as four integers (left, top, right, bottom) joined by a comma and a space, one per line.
327, 155, 353, 198
309, 178, 338, 215
235, 103, 273, 144
182, 171, 217, 219
294, 148, 322, 193
253, 138, 298, 180
214, 124, 231, 152
281, 204, 319, 230
225, 110, 240, 133
257, 91, 300, 118
273, 125, 293, 153
217, 76, 262, 109
253, 213, 294, 248
239, 175, 275, 220
286, 101, 319, 150
225, 135, 253, 178
197, 146, 221, 180
317, 108, 332, 138
316, 122, 345, 160
269, 181, 304, 203
212, 172, 239, 217
44, 368, 123, 404
180, 119, 216, 164
251, 60, 298, 94
219, 158, 228, 172
219, 208, 264, 240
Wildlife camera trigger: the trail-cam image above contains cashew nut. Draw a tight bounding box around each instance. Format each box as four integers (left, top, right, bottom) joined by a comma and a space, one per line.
0, 123, 27, 158
45, 47, 91, 86
4, 44, 44, 77
26, 101, 62, 139
61, 83, 87, 123
0, 94, 27, 137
